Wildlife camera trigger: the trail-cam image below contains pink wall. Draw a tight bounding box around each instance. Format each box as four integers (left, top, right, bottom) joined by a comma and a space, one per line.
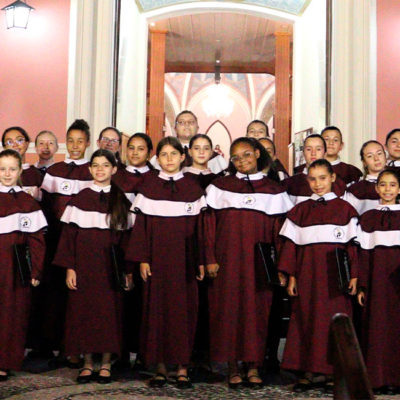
377, 0, 400, 143
0, 0, 70, 145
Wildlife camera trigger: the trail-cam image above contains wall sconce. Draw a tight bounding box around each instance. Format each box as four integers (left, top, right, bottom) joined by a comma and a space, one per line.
2, 0, 34, 29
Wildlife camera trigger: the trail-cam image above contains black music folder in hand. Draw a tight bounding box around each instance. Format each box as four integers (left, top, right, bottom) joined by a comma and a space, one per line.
13, 244, 32, 287
255, 242, 281, 286
335, 247, 351, 294
110, 244, 127, 291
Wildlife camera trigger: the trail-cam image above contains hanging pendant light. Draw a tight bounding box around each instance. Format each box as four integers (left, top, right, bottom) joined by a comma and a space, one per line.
2, 0, 34, 29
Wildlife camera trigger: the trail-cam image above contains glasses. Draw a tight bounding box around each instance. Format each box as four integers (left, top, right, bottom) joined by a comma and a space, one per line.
230, 151, 255, 163
5, 138, 26, 146
176, 120, 197, 126
100, 137, 120, 144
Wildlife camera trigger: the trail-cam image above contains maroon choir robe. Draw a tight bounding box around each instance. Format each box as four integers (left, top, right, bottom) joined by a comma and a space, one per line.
21, 163, 44, 201
356, 204, 400, 388
0, 186, 47, 370
273, 159, 289, 181
182, 166, 219, 190
283, 168, 346, 205
53, 184, 133, 356
112, 165, 151, 204
278, 192, 359, 375
126, 170, 206, 365
387, 159, 400, 173
343, 175, 380, 215
204, 171, 293, 364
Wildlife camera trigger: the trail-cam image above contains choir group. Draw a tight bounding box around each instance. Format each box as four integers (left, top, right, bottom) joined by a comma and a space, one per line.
1, 111, 400, 395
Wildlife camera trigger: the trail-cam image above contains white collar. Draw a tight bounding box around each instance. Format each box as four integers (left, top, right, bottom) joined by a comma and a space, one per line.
22, 163, 30, 170
302, 167, 308, 175
159, 171, 184, 181
310, 192, 337, 201
376, 203, 400, 211
126, 165, 150, 174
236, 171, 264, 180
34, 160, 54, 169
387, 159, 400, 167
330, 158, 341, 166
64, 158, 88, 165
183, 166, 212, 175
365, 174, 378, 182
90, 183, 110, 193
0, 185, 23, 193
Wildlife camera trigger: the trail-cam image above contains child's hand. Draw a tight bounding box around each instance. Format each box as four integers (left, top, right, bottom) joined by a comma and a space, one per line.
66, 269, 77, 290
357, 290, 365, 306
125, 273, 134, 291
278, 272, 287, 287
287, 276, 298, 297
140, 263, 152, 282
197, 265, 205, 281
31, 279, 40, 287
348, 278, 357, 296
206, 263, 219, 279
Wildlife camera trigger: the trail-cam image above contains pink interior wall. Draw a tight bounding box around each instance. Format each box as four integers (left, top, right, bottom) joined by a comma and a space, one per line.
377, 0, 400, 143
0, 0, 70, 149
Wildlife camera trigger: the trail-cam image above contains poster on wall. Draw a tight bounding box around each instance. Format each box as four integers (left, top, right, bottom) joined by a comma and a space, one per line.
288, 127, 313, 174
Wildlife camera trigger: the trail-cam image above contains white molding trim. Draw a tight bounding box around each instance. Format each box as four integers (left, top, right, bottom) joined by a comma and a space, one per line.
331, 0, 377, 166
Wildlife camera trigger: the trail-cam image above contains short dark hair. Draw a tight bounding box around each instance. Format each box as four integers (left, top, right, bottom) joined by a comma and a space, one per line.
321, 126, 342, 142
377, 168, 400, 186
98, 126, 121, 143
156, 136, 184, 157
304, 134, 327, 153
246, 120, 269, 137
127, 132, 153, 153
2, 126, 30, 147
308, 158, 334, 175
67, 119, 90, 141
175, 110, 198, 126
385, 129, 400, 145
189, 133, 213, 149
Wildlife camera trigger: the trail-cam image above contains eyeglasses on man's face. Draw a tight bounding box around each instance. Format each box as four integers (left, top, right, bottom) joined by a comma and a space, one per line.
176, 120, 197, 126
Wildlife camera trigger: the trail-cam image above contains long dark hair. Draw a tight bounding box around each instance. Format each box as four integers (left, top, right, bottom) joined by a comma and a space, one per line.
227, 137, 273, 175
90, 149, 130, 230
2, 126, 30, 147
156, 136, 184, 156
308, 158, 334, 175
127, 133, 154, 169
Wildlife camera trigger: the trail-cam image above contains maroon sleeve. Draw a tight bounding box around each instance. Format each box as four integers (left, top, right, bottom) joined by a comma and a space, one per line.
197, 211, 206, 266
357, 248, 371, 288
28, 229, 46, 280
277, 237, 297, 276
203, 208, 217, 265
53, 223, 78, 269
271, 215, 285, 254
346, 241, 359, 279
125, 213, 151, 264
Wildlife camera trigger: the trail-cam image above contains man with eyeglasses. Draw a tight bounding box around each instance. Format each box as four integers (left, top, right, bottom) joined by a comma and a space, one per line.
151, 110, 228, 174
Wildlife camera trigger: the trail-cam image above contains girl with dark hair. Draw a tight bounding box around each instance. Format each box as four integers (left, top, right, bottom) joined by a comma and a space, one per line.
259, 137, 289, 181
279, 159, 359, 393
204, 137, 292, 388
0, 149, 47, 381
126, 136, 206, 389
53, 149, 133, 384
385, 129, 400, 169
113, 133, 153, 204
343, 140, 386, 215
182, 134, 220, 189
356, 169, 400, 394
2, 126, 43, 201
283, 135, 346, 204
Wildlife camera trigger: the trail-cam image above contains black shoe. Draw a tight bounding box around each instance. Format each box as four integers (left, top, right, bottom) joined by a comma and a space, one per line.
67, 358, 83, 369
97, 368, 112, 384
374, 386, 387, 395
246, 374, 264, 389
324, 381, 334, 394
76, 368, 95, 384
293, 379, 313, 393
386, 386, 398, 395
0, 371, 8, 382
228, 374, 244, 389
149, 373, 167, 387
176, 375, 192, 389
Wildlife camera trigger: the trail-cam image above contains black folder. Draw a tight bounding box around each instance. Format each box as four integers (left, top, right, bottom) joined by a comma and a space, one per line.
255, 242, 281, 286
110, 244, 127, 291
13, 244, 32, 287
335, 247, 351, 294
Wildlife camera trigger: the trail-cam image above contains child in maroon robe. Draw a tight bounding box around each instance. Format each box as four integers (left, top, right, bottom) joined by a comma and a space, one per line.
54, 149, 133, 384
2, 126, 43, 201
385, 128, 400, 171
357, 169, 400, 395
126, 136, 206, 389
259, 137, 289, 181
278, 159, 359, 393
0, 149, 47, 381
204, 137, 293, 389
344, 140, 386, 215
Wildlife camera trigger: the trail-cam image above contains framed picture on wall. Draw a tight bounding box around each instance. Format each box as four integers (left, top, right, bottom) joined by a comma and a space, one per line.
289, 127, 314, 174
